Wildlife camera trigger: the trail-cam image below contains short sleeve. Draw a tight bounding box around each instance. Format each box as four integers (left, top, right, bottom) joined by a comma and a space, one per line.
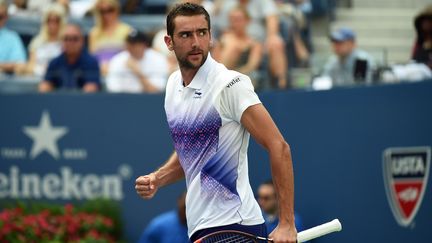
10, 32, 26, 62
219, 74, 261, 123
44, 59, 59, 86
83, 55, 101, 86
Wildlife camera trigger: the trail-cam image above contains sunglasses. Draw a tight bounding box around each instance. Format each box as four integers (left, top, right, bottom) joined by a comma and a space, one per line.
99, 7, 116, 15
47, 17, 61, 23
63, 35, 81, 42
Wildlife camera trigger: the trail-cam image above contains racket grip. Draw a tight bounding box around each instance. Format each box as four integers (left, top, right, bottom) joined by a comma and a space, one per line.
297, 219, 342, 242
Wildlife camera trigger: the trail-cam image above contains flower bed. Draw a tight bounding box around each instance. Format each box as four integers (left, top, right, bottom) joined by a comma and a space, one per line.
0, 200, 123, 243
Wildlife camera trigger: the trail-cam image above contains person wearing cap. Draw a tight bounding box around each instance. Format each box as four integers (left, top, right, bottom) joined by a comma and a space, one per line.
412, 5, 432, 70
105, 29, 169, 93
321, 27, 375, 87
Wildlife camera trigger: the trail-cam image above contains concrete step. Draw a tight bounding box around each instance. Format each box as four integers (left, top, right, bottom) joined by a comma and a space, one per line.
313, 36, 414, 49
328, 22, 416, 38
336, 8, 418, 22
312, 37, 413, 64
331, 19, 413, 30
336, 7, 418, 16
352, 0, 431, 9
310, 50, 412, 69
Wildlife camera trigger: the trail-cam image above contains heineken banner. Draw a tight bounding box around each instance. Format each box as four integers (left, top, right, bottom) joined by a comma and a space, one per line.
1, 81, 431, 242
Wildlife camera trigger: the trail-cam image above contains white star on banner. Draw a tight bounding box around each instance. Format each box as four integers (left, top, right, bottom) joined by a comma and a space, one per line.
23, 111, 68, 160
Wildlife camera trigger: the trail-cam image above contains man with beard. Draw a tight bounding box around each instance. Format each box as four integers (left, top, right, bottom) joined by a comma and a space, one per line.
135, 3, 297, 243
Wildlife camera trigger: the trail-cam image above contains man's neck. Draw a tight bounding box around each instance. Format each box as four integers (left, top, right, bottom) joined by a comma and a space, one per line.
66, 53, 80, 64
181, 68, 199, 86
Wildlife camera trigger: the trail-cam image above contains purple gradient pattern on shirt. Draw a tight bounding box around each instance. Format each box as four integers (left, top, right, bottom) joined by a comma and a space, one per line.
168, 105, 240, 199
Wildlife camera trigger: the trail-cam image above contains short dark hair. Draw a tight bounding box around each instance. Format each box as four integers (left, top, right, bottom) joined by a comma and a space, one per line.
166, 2, 211, 37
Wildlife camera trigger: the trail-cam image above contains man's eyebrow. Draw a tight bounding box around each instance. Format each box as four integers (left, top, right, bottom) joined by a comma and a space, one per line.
178, 30, 193, 35
177, 28, 209, 34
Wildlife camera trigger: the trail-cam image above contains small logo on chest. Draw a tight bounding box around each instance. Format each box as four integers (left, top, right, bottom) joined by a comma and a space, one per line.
193, 90, 203, 99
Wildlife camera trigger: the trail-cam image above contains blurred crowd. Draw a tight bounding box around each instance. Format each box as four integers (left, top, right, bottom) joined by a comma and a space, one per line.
0, 0, 431, 93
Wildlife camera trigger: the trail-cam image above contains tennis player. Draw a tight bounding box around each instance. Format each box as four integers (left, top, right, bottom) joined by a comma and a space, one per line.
135, 3, 296, 243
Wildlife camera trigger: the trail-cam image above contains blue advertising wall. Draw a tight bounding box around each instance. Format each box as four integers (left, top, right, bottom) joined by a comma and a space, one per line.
0, 81, 431, 243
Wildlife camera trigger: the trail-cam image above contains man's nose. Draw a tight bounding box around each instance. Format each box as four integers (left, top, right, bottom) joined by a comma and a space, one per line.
191, 33, 200, 47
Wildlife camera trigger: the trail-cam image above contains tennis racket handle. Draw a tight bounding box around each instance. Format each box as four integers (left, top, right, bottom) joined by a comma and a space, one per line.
297, 219, 342, 242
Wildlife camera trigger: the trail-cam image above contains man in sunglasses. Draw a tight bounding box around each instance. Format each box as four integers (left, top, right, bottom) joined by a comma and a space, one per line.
0, 0, 26, 75
39, 23, 101, 92
257, 180, 304, 235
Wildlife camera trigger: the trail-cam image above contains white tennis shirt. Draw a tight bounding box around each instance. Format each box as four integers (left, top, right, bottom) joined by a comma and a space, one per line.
164, 55, 264, 236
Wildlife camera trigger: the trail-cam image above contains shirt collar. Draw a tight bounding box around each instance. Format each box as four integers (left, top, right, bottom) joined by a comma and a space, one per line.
185, 54, 215, 90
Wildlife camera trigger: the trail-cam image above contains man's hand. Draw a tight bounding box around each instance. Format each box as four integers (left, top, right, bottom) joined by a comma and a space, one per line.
135, 173, 158, 199
126, 57, 141, 76
269, 223, 297, 243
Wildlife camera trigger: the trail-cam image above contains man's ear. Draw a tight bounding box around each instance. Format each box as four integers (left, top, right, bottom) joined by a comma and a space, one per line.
164, 35, 174, 51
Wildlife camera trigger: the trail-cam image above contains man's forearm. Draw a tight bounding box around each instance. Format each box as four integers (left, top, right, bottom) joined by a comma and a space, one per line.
153, 152, 185, 187
137, 73, 160, 93
270, 141, 295, 226
0, 63, 17, 73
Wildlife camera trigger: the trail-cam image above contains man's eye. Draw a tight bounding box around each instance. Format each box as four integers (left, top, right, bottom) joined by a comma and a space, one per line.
181, 33, 189, 38
199, 30, 207, 36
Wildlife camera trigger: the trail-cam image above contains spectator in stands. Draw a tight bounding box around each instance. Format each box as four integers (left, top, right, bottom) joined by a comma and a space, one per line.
412, 4, 432, 70
7, 0, 28, 17
138, 191, 189, 243
212, 6, 263, 86
319, 27, 375, 87
39, 23, 101, 92
15, 3, 66, 77
89, 0, 132, 75
106, 29, 168, 93
0, 0, 26, 75
257, 180, 304, 234
214, 0, 289, 90
9, 0, 69, 17
278, 0, 312, 69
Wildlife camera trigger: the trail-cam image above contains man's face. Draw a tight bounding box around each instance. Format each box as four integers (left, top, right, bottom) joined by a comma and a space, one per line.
0, 6, 8, 28
420, 18, 432, 34
229, 9, 249, 33
165, 15, 211, 70
62, 25, 84, 56
257, 184, 278, 214
126, 42, 146, 59
331, 40, 355, 59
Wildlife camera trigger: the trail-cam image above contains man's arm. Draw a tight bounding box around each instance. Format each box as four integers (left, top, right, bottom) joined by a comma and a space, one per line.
39, 81, 55, 93
135, 151, 185, 199
83, 83, 100, 93
127, 58, 161, 93
241, 103, 297, 243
